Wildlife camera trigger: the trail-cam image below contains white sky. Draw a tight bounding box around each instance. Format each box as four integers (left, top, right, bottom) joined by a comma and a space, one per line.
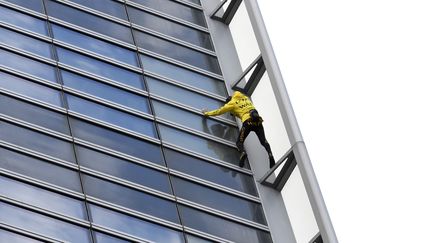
257, 0, 432, 242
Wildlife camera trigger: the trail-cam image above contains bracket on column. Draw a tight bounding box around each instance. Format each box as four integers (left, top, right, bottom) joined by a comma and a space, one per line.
231, 55, 266, 96
309, 233, 323, 243
210, 0, 243, 25
259, 145, 297, 191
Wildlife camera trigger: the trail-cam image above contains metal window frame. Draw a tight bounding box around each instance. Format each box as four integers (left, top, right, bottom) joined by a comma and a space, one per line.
210, 0, 243, 25
230, 54, 266, 96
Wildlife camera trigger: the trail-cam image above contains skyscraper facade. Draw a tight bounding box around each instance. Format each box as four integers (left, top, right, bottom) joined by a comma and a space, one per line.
0, 0, 279, 242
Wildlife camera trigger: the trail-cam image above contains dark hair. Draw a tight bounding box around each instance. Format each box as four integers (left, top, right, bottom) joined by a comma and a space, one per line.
225, 96, 232, 103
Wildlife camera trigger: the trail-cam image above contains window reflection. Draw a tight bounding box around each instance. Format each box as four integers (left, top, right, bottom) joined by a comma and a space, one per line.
0, 229, 42, 243
0, 27, 52, 58
3, 0, 45, 13
68, 0, 128, 20
93, 232, 129, 243
0, 6, 47, 35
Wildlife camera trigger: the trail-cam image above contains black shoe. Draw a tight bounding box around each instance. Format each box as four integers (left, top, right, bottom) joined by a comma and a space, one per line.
269, 155, 275, 168
239, 152, 247, 167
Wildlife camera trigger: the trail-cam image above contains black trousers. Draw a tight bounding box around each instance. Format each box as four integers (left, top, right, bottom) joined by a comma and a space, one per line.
236, 120, 272, 155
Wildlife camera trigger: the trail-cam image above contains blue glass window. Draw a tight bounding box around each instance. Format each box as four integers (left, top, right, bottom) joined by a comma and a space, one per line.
82, 174, 179, 223
45, 0, 133, 43
68, 0, 128, 20
3, 0, 44, 13
164, 148, 258, 196
0, 49, 57, 83
61, 71, 150, 113
186, 234, 213, 243
140, 55, 226, 96
0, 6, 47, 35
70, 118, 164, 165
0, 147, 82, 192
130, 0, 206, 27
0, 229, 42, 243
179, 206, 272, 243
128, 7, 212, 50
152, 100, 238, 142
0, 94, 70, 134
0, 27, 51, 58
66, 94, 157, 138
90, 204, 185, 243
75, 145, 171, 194
52, 25, 137, 66
0, 202, 91, 243
0, 121, 76, 163
0, 176, 87, 219
135, 30, 221, 74
93, 232, 129, 243
0, 72, 62, 106
57, 47, 143, 89
159, 124, 242, 167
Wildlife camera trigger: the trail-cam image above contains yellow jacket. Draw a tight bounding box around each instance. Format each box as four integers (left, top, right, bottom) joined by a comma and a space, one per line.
205, 91, 256, 122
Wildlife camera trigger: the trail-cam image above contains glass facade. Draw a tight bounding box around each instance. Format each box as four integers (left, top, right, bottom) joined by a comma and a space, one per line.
0, 0, 272, 242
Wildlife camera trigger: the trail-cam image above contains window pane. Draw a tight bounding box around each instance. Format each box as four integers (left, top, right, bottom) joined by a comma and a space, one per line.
0, 72, 62, 106
179, 206, 272, 243
159, 125, 242, 167
0, 176, 87, 219
52, 25, 137, 66
90, 204, 184, 243
130, 0, 206, 27
135, 30, 221, 74
68, 0, 128, 20
3, 0, 44, 13
66, 94, 157, 138
0, 229, 42, 243
0, 147, 82, 192
0, 49, 57, 83
153, 100, 238, 142
61, 71, 150, 113
0, 6, 47, 35
146, 77, 232, 120
70, 118, 164, 165
94, 232, 129, 243
164, 148, 257, 196
0, 201, 91, 243
128, 7, 212, 50
172, 177, 266, 224
82, 175, 179, 223
45, 0, 133, 43
0, 27, 51, 58
0, 121, 76, 162
57, 47, 143, 89
186, 234, 213, 243
75, 145, 171, 194
141, 55, 226, 96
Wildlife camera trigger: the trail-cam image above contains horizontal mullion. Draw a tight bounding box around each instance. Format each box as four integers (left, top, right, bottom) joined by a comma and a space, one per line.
79, 166, 174, 202
0, 66, 62, 91
184, 226, 235, 243
91, 224, 153, 243
86, 196, 183, 231
171, 0, 204, 10
0, 43, 56, 65
0, 222, 62, 243
0, 88, 66, 114
0, 0, 47, 19
0, 21, 51, 42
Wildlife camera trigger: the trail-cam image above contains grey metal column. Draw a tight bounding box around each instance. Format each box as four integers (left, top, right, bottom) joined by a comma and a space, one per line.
243, 0, 338, 242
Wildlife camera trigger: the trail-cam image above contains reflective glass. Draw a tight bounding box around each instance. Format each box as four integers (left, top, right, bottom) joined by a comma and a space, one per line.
57, 47, 143, 89
66, 94, 157, 138
52, 25, 137, 66
172, 177, 266, 224
128, 7, 212, 50
0, 229, 42, 243
90, 204, 185, 243
0, 202, 91, 243
0, 95, 70, 134
153, 100, 238, 142
159, 124, 242, 166
0, 6, 47, 35
0, 71, 62, 106
0, 147, 82, 192
130, 0, 206, 27
45, 0, 133, 43
0, 27, 51, 58
186, 234, 213, 243
164, 148, 257, 196
82, 175, 179, 223
3, 0, 44, 13
0, 121, 75, 162
61, 71, 150, 113
94, 232, 129, 243
70, 118, 164, 165
0, 176, 87, 219
75, 145, 171, 194
0, 49, 57, 83
135, 30, 221, 74
179, 206, 272, 243
146, 77, 232, 120
140, 55, 226, 96
68, 0, 128, 20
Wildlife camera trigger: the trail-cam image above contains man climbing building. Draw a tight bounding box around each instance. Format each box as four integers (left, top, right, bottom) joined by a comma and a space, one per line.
202, 91, 275, 168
